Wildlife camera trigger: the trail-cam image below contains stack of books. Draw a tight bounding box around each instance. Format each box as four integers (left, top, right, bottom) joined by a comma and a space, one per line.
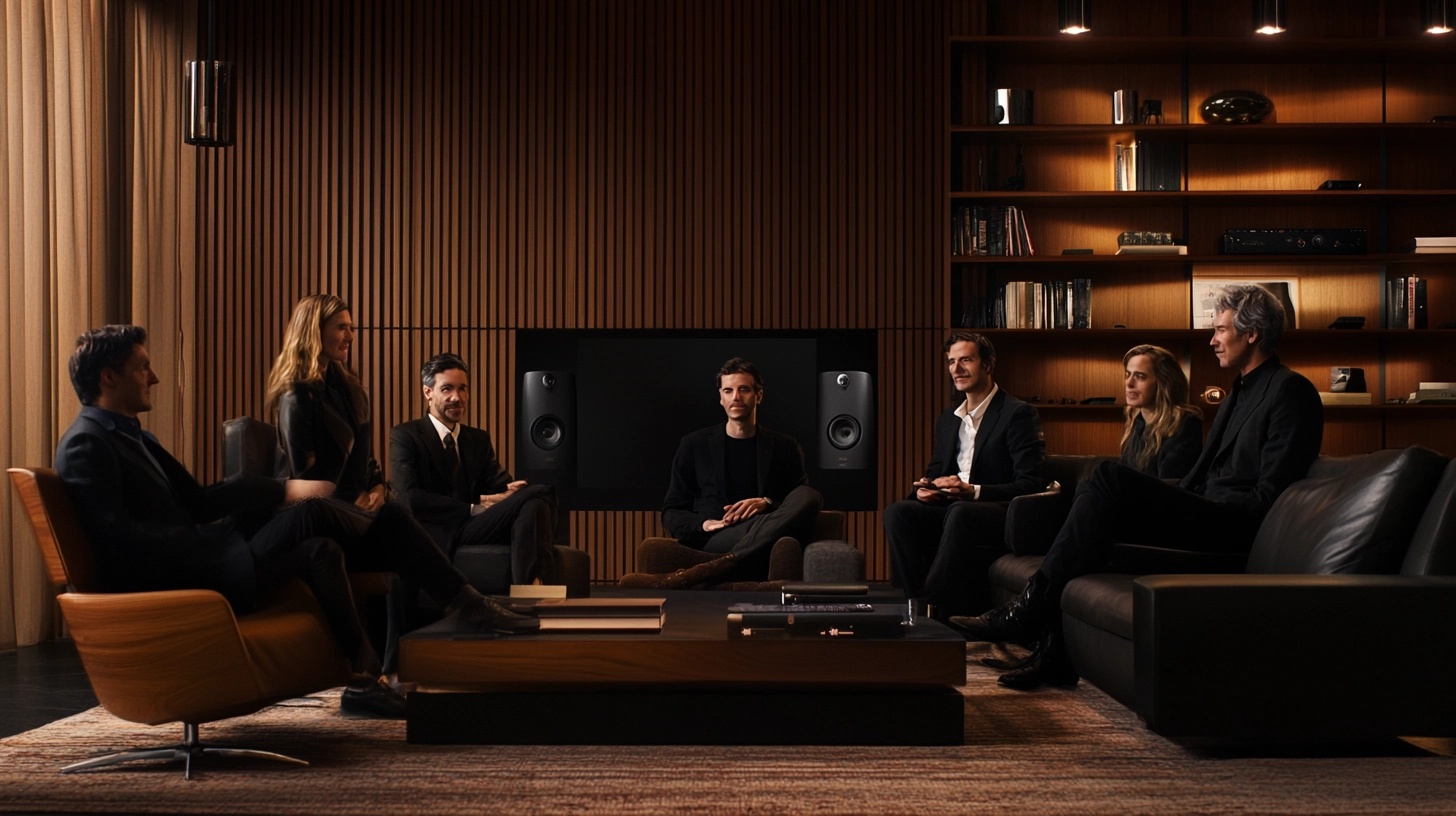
952, 205, 1034, 256
1114, 141, 1181, 192
526, 597, 666, 633
726, 602, 906, 639
1408, 383, 1456, 404
1406, 237, 1456, 254
989, 279, 1092, 329
1387, 276, 1429, 329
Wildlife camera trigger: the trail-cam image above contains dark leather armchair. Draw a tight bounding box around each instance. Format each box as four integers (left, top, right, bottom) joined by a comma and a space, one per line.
8, 467, 350, 778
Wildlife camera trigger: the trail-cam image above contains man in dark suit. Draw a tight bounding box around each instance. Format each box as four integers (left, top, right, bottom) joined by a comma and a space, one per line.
54, 327, 531, 717
623, 357, 822, 586
883, 332, 1047, 616
389, 353, 557, 585
954, 283, 1324, 690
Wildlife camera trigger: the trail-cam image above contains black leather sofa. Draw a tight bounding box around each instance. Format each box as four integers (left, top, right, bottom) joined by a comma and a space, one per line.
989, 447, 1456, 741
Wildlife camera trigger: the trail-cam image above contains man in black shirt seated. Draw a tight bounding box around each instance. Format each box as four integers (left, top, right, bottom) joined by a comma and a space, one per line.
621, 357, 822, 588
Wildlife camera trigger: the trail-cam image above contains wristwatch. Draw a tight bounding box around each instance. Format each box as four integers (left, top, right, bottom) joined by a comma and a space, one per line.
762, 496, 774, 506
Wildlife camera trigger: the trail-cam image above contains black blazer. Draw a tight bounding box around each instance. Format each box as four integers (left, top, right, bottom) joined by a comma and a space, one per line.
53, 406, 283, 610
1122, 411, 1204, 480
661, 424, 808, 544
919, 388, 1046, 503
1180, 357, 1324, 522
277, 366, 384, 503
388, 417, 513, 549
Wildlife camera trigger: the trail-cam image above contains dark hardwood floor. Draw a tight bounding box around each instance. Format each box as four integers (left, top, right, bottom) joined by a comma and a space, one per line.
0, 640, 97, 739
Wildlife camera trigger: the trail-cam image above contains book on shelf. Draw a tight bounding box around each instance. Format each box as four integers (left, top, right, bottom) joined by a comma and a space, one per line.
1387, 276, 1428, 329
1134, 140, 1181, 192
1405, 237, 1456, 253
1115, 245, 1187, 255
951, 205, 1033, 257
525, 597, 668, 633
1114, 143, 1136, 191
1114, 141, 1180, 192
977, 279, 1091, 329
1318, 392, 1373, 406
1409, 385, 1456, 404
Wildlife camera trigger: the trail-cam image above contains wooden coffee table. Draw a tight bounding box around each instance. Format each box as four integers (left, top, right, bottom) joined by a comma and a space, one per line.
399, 589, 967, 745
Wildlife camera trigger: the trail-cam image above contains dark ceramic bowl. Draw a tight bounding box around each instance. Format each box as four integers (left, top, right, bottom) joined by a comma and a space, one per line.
1199, 90, 1274, 124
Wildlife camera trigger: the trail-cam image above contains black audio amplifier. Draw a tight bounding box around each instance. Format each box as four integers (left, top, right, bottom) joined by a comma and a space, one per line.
1222, 228, 1367, 255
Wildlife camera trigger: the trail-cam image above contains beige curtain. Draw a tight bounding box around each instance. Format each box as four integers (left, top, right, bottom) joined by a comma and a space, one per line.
1, 0, 193, 649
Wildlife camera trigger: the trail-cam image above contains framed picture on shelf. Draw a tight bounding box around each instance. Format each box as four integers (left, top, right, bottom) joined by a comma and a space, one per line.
1191, 277, 1299, 330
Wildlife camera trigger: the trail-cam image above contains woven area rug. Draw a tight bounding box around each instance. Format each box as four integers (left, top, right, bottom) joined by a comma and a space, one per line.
2, 643, 1453, 815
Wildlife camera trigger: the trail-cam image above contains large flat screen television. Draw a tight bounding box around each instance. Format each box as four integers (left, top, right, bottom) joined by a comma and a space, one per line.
516, 329, 877, 511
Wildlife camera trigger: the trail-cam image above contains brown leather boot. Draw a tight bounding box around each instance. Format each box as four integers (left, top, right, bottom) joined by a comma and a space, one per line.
619, 552, 738, 589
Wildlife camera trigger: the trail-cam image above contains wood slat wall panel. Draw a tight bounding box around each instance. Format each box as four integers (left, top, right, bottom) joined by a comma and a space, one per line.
192, 0, 947, 582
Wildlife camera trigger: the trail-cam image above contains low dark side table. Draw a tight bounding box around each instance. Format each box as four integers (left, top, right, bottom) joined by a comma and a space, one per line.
400, 589, 967, 745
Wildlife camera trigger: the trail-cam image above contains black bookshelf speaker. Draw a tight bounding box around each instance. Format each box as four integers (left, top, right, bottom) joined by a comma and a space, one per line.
519, 371, 576, 480
818, 371, 874, 470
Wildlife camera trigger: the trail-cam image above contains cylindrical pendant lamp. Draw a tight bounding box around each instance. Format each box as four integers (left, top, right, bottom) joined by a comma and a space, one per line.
1059, 0, 1091, 35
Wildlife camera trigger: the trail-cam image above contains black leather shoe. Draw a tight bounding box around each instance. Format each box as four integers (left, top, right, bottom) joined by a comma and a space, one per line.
947, 571, 1051, 643
341, 678, 408, 718
997, 628, 1079, 691
454, 596, 541, 634
948, 602, 1041, 643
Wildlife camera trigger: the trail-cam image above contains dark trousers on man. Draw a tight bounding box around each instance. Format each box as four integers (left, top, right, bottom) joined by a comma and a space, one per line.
250, 497, 470, 607
249, 497, 473, 671
453, 483, 558, 584
884, 499, 1009, 616
699, 485, 823, 578
1038, 461, 1260, 596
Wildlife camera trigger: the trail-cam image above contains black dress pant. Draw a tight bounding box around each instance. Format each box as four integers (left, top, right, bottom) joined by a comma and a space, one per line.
249, 498, 470, 609
700, 485, 823, 579
454, 483, 558, 584
884, 498, 1008, 615
1038, 461, 1260, 596
252, 532, 370, 670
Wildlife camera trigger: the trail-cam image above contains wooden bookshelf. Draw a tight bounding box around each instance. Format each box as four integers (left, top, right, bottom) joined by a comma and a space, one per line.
949, 0, 1456, 456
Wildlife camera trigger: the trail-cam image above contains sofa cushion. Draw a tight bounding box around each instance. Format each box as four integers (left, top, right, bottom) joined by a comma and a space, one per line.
1247, 447, 1448, 575
1062, 573, 1138, 640
1402, 460, 1456, 577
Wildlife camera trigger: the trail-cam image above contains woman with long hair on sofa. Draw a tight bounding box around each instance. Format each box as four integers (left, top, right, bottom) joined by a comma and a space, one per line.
1120, 344, 1202, 479
265, 293, 389, 511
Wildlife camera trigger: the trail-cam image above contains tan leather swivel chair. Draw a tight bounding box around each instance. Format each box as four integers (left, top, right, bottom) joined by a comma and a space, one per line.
8, 467, 351, 778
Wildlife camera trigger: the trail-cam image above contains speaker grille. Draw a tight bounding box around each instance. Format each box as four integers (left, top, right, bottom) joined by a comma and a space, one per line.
826, 415, 862, 450
530, 415, 566, 450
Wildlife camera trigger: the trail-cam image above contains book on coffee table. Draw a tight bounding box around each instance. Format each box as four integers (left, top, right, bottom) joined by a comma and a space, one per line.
526, 597, 668, 633
727, 608, 906, 639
